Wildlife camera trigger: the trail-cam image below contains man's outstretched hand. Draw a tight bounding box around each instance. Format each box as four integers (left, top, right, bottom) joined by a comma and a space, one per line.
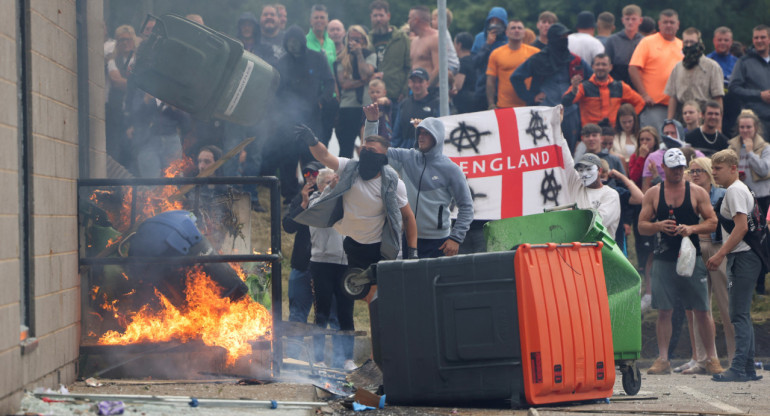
295, 124, 319, 147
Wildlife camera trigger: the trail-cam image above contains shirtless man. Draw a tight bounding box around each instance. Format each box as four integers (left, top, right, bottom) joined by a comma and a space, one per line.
408, 5, 440, 84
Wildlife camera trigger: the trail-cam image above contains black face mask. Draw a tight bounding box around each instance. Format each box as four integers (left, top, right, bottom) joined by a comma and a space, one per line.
358, 148, 388, 180
682, 42, 704, 69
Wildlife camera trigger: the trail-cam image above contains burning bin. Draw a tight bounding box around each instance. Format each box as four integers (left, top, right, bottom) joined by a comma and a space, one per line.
127, 210, 249, 308
485, 209, 642, 394
132, 14, 279, 125
374, 244, 616, 407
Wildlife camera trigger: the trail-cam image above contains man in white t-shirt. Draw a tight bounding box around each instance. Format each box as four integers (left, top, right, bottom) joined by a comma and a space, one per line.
569, 153, 621, 237
708, 148, 764, 382
295, 125, 418, 267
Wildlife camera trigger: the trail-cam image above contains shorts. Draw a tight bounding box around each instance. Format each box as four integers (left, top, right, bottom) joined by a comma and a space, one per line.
650, 258, 710, 311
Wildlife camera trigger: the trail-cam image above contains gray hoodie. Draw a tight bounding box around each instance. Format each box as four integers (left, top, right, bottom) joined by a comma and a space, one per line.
366, 118, 474, 242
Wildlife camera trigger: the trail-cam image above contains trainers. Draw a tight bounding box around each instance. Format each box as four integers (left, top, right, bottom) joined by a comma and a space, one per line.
674, 359, 697, 373
640, 294, 652, 314
703, 358, 725, 375
682, 364, 706, 375
343, 360, 357, 371
712, 368, 748, 382
313, 361, 327, 368
647, 358, 671, 375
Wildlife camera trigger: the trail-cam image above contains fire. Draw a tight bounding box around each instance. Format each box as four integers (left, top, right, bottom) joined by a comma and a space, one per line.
99, 267, 271, 366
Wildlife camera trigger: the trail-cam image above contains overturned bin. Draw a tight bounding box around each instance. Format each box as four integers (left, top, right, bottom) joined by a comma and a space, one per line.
485, 209, 642, 394
374, 243, 616, 407
132, 14, 279, 125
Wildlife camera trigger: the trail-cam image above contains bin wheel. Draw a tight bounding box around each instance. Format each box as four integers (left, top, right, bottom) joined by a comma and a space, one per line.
342, 268, 371, 300
621, 363, 641, 396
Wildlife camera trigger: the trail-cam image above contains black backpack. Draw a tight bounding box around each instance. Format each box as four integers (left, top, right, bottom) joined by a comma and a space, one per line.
715, 191, 770, 274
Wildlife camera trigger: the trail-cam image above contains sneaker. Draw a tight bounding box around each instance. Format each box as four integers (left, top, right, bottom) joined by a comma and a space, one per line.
647, 358, 672, 375
313, 361, 327, 368
674, 359, 697, 373
640, 294, 652, 314
682, 364, 706, 375
712, 368, 748, 382
343, 360, 357, 371
703, 358, 725, 375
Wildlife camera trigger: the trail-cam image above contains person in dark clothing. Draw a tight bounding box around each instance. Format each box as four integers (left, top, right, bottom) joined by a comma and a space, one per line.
513, 23, 592, 152
391, 68, 440, 149
282, 161, 339, 359
470, 7, 508, 112
452, 32, 476, 114
266, 25, 335, 202
728, 25, 770, 139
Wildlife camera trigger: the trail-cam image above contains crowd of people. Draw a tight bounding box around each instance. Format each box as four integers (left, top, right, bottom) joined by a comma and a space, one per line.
103, 2, 768, 381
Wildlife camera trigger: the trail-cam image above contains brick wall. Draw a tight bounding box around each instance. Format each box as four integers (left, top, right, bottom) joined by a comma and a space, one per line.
0, 1, 104, 413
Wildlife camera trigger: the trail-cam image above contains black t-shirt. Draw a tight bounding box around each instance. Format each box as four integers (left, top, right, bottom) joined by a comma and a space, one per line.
685, 128, 729, 154
371, 31, 393, 68
454, 55, 477, 114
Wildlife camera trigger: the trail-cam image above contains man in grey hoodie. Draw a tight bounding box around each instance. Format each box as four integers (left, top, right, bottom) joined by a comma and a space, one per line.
364, 103, 474, 257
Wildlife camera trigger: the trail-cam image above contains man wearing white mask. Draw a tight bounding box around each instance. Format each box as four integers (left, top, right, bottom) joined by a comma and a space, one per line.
568, 153, 621, 237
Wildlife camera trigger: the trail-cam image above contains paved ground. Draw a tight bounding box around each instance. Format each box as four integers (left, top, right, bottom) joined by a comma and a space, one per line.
17, 360, 766, 416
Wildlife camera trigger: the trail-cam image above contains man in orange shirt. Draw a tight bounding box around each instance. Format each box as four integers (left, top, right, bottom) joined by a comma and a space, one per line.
629, 9, 683, 129
486, 19, 540, 109
562, 53, 645, 127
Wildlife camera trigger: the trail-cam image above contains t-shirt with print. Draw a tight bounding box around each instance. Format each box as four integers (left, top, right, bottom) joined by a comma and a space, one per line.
720, 179, 753, 253
333, 157, 408, 244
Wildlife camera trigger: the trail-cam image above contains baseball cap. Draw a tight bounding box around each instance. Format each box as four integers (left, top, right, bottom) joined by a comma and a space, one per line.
664, 148, 687, 168
576, 11, 596, 29
575, 153, 602, 169
409, 68, 429, 81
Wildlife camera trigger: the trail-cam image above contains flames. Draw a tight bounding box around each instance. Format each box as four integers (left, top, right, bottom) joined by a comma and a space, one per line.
99, 267, 272, 366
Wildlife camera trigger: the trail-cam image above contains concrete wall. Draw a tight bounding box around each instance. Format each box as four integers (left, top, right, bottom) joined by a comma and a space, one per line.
0, 1, 104, 413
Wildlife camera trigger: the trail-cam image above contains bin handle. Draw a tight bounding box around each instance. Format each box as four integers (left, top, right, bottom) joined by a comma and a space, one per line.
543, 203, 577, 212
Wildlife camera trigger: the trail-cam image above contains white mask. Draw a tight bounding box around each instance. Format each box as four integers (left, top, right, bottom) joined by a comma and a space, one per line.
577, 164, 599, 187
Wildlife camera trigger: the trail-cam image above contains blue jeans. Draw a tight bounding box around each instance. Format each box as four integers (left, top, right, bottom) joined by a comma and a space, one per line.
726, 250, 761, 374
286, 268, 339, 360
402, 236, 447, 259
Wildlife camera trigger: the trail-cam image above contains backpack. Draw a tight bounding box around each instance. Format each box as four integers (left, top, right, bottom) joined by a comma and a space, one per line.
715, 191, 770, 274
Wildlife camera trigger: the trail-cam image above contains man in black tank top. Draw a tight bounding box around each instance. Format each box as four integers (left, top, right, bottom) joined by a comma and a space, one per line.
638, 148, 723, 375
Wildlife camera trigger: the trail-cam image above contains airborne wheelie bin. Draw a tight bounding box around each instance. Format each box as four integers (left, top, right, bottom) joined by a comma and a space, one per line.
131, 14, 279, 125
485, 209, 643, 395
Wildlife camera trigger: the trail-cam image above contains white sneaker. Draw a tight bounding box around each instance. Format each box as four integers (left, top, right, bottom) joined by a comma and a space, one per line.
314, 361, 327, 368
640, 294, 652, 314
344, 360, 357, 371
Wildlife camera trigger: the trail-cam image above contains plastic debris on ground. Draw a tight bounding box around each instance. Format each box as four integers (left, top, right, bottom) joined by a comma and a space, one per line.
98, 400, 124, 415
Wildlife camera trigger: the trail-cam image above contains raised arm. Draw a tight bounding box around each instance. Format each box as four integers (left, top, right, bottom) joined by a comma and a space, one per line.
296, 124, 339, 171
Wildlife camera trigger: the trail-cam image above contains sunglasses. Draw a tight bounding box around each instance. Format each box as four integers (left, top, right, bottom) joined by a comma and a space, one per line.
689, 169, 707, 175
303, 171, 319, 179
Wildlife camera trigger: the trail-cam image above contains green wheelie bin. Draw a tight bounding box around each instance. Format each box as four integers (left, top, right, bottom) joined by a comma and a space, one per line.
485, 208, 642, 395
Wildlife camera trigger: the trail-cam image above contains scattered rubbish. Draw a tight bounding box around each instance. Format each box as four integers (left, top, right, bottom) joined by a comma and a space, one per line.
85, 377, 103, 387
33, 392, 326, 409
97, 401, 124, 415
352, 402, 376, 411
527, 408, 540, 416
313, 380, 354, 398
353, 389, 384, 409
237, 378, 268, 385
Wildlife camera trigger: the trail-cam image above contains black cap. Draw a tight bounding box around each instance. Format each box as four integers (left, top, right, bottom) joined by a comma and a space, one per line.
548, 23, 571, 38
302, 161, 324, 174
409, 68, 429, 81
576, 11, 596, 29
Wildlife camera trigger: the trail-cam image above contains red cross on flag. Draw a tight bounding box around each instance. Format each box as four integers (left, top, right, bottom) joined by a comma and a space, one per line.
443, 106, 570, 220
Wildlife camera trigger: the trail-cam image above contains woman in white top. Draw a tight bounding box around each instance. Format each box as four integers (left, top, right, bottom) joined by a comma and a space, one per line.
612, 103, 640, 162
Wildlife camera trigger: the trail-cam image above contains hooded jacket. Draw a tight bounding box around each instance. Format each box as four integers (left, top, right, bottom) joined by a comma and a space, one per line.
369, 26, 411, 102
366, 118, 474, 242
472, 7, 509, 101
729, 47, 770, 121
276, 26, 335, 130
236, 12, 276, 66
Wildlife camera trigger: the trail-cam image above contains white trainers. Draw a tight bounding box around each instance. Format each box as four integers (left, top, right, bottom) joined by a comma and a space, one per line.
640, 294, 652, 314
314, 361, 327, 368
343, 360, 357, 371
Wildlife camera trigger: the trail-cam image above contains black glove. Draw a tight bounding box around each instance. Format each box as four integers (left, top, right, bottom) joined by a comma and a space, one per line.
406, 247, 418, 260
295, 124, 319, 147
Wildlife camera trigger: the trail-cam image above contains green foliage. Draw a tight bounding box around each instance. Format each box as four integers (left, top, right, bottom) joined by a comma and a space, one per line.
245, 272, 271, 309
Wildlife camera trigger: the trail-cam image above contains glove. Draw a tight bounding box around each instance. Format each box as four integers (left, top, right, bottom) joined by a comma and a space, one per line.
295, 124, 319, 147
406, 247, 418, 260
